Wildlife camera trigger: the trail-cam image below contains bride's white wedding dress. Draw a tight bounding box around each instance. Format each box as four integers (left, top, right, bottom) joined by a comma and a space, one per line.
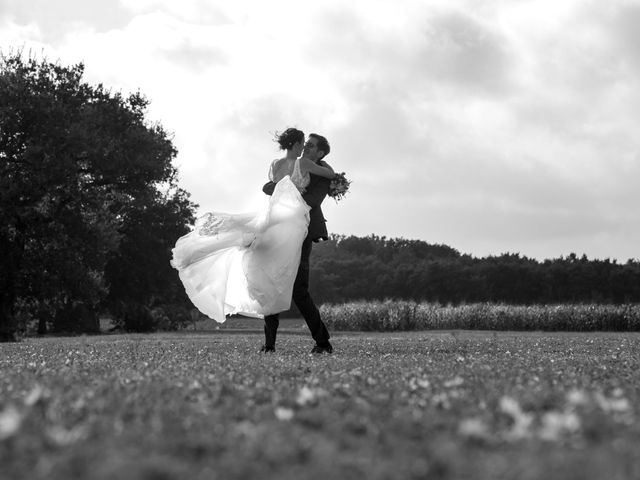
171, 159, 310, 323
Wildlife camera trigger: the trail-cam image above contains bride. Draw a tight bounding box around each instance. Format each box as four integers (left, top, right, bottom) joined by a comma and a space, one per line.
170, 128, 335, 323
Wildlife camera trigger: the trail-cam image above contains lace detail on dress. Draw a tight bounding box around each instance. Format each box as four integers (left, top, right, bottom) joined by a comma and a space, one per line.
290, 158, 310, 193
198, 213, 225, 236
269, 158, 310, 193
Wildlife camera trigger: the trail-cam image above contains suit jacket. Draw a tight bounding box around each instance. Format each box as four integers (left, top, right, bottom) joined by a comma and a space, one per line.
262, 174, 330, 242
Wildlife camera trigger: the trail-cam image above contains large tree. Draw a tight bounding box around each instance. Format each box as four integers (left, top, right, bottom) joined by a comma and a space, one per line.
0, 51, 196, 340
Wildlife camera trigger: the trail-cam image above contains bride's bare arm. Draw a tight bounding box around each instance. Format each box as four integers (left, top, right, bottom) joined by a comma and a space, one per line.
300, 157, 335, 179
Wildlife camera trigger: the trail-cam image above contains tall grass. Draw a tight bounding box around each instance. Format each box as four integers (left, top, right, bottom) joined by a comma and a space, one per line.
320, 301, 640, 331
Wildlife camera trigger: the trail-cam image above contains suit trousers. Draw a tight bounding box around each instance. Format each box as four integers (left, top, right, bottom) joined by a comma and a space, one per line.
263, 235, 330, 348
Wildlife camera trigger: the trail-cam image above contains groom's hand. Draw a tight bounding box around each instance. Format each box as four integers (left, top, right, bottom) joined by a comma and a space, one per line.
262, 181, 276, 196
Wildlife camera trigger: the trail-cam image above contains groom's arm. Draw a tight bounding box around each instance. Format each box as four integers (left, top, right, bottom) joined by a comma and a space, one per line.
262, 181, 276, 196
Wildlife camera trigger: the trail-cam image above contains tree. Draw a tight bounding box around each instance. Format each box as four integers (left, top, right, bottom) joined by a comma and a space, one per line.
103, 187, 196, 332
309, 234, 640, 306
0, 50, 196, 340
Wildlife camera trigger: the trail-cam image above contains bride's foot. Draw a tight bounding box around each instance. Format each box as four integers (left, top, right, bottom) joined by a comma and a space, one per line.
260, 345, 275, 353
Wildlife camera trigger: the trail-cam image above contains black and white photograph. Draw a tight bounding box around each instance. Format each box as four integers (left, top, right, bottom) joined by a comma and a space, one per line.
1, 1, 640, 479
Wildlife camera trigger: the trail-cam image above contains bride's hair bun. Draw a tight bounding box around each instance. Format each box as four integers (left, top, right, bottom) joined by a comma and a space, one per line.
275, 127, 305, 150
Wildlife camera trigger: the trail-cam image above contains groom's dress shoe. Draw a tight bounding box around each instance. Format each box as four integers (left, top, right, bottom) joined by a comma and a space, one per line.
311, 342, 333, 354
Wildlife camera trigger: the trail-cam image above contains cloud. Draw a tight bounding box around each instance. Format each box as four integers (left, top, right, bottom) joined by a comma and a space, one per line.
119, 0, 230, 26
418, 10, 517, 96
0, 0, 132, 41
590, 1, 640, 74
161, 40, 228, 72
2, 0, 640, 260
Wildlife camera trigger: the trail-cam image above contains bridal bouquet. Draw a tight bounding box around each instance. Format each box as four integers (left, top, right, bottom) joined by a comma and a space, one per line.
328, 172, 351, 201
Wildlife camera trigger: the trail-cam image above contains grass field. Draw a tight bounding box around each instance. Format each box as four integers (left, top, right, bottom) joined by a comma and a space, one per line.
2, 329, 640, 480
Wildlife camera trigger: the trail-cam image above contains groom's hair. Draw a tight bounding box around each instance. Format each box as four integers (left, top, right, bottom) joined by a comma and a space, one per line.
309, 133, 330, 159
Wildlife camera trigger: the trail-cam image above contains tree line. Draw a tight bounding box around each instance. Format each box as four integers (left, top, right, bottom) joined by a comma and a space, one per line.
304, 235, 640, 307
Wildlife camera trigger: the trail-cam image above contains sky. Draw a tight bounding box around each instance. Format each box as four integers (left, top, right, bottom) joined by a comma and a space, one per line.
1, 0, 639, 261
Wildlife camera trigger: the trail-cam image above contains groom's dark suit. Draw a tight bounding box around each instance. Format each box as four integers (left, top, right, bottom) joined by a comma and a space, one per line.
262, 174, 331, 348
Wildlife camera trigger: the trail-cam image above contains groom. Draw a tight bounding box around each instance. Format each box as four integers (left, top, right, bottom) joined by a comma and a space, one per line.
261, 133, 334, 354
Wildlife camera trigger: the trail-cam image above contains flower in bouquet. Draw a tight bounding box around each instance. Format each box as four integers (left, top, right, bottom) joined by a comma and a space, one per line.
328, 172, 351, 201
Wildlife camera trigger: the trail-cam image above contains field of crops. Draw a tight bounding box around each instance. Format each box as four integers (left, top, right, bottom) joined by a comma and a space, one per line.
2, 330, 640, 479
320, 301, 640, 331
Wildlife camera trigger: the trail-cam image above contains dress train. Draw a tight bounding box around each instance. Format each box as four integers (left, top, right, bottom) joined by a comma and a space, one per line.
171, 176, 310, 323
